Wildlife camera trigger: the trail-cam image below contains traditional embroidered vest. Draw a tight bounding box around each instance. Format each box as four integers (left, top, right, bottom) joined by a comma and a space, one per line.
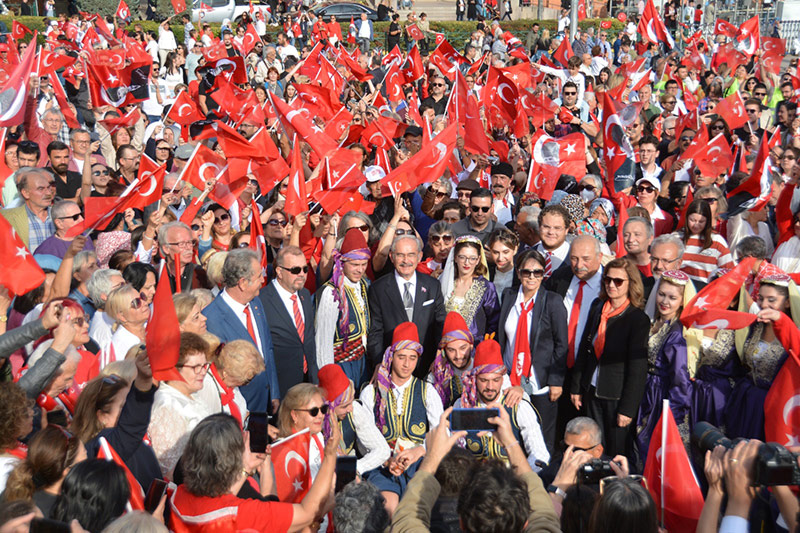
464, 401, 524, 464
444, 375, 464, 408
340, 408, 357, 455
375, 378, 429, 449
324, 280, 370, 363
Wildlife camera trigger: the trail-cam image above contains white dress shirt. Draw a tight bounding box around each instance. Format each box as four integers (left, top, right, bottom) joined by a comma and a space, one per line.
453, 394, 550, 471
395, 270, 417, 307
563, 268, 602, 363
271, 279, 305, 327
503, 288, 548, 394
534, 240, 570, 272
220, 289, 263, 353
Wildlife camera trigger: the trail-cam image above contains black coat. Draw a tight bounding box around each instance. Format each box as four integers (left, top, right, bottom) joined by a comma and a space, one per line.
496, 286, 569, 389
367, 271, 446, 378
259, 283, 319, 397
569, 299, 650, 418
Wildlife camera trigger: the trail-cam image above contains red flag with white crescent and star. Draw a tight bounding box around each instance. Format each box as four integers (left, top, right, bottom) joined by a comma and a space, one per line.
527, 130, 585, 200
165, 90, 205, 125
0, 215, 45, 296
713, 91, 747, 130
680, 257, 758, 330
284, 139, 309, 217
601, 91, 637, 193
713, 18, 738, 38
271, 430, 312, 503
380, 122, 458, 196
115, 0, 131, 22
637, 0, 675, 47
765, 311, 800, 446
0, 35, 36, 128
248, 198, 268, 279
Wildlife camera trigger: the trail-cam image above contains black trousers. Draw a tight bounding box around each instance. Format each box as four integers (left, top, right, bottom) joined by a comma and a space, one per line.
585, 386, 634, 459
530, 391, 558, 455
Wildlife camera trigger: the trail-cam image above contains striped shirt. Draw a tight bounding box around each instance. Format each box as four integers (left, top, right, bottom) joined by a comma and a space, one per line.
679, 232, 735, 283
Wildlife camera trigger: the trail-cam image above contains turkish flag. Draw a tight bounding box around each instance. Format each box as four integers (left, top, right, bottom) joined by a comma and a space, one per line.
383, 61, 405, 103
381, 122, 458, 196
464, 93, 490, 156
334, 45, 371, 82
0, 36, 36, 127
643, 401, 704, 532
146, 264, 183, 381
446, 69, 469, 127
90, 48, 127, 70
601, 91, 637, 193
241, 23, 262, 55
115, 0, 131, 22
284, 142, 309, 217
713, 91, 748, 130
694, 134, 733, 178
736, 15, 760, 56
202, 42, 228, 63
269, 92, 338, 159
764, 312, 800, 446
123, 35, 153, 65
527, 131, 586, 200
680, 257, 758, 330
0, 215, 45, 296
227, 157, 288, 194
166, 90, 204, 125
271, 430, 312, 503
429, 40, 466, 80
552, 36, 574, 67
39, 49, 76, 76
294, 83, 341, 120
714, 18, 738, 38
11, 21, 33, 40
401, 45, 424, 84
178, 144, 240, 210
97, 437, 145, 510
727, 131, 773, 215
712, 42, 747, 73
206, 55, 249, 85
638, 0, 675, 47
86, 60, 151, 108
248, 198, 268, 277
323, 107, 354, 141
577, 0, 586, 20
49, 73, 81, 130
313, 149, 366, 214
382, 45, 403, 67
98, 107, 142, 136
171, 0, 186, 12
406, 23, 425, 41
520, 91, 559, 125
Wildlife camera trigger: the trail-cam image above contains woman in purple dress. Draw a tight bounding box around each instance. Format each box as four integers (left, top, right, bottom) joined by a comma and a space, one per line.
439, 235, 500, 342
726, 274, 796, 440
636, 270, 694, 460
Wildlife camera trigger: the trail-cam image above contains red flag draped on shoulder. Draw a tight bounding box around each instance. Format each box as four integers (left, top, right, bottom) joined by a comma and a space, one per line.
0, 36, 36, 127
146, 264, 183, 381
680, 257, 758, 330
643, 401, 704, 531
0, 215, 45, 296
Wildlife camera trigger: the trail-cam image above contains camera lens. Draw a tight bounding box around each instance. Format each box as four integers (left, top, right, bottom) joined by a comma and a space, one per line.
692, 422, 733, 453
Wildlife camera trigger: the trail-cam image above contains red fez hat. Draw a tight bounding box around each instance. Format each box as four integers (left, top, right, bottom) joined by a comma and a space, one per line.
442, 311, 469, 337
340, 226, 369, 256
318, 364, 350, 402
473, 339, 504, 368
392, 321, 420, 346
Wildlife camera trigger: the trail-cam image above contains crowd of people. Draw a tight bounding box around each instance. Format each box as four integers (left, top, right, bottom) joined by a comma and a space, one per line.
0, 1, 798, 532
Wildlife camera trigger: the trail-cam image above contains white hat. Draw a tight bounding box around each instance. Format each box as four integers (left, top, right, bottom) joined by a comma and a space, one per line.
364, 166, 386, 183
635, 175, 661, 192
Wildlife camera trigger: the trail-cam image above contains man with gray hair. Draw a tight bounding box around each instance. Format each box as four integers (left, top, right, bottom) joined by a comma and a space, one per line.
87, 268, 125, 350
333, 481, 390, 533
203, 248, 280, 414
515, 205, 541, 248
1, 167, 56, 251
539, 416, 606, 488
367, 234, 446, 377
26, 106, 68, 159
33, 200, 94, 259
649, 233, 685, 279
158, 221, 212, 293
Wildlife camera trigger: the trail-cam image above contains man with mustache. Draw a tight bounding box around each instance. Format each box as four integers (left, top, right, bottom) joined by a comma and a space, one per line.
46, 141, 82, 203
367, 235, 446, 379
455, 339, 549, 470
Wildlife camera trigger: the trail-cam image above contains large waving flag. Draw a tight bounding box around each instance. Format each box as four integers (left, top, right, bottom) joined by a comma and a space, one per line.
638, 0, 675, 48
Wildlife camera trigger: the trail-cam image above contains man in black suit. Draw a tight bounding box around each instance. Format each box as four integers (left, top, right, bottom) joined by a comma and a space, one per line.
367, 234, 446, 378
259, 245, 318, 398
545, 235, 604, 441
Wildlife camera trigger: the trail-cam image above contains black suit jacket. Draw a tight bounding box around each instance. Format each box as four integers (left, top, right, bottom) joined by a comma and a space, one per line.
569, 299, 650, 418
259, 283, 318, 398
543, 265, 574, 297
496, 286, 569, 390
367, 271, 446, 378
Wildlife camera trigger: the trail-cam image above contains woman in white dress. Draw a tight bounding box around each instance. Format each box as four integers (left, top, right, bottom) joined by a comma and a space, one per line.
148, 332, 215, 479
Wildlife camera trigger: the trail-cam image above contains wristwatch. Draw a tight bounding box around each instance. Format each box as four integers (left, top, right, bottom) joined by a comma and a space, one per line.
546, 484, 567, 498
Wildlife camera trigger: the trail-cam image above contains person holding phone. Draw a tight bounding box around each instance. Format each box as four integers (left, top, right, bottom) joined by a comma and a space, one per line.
360, 322, 444, 515
454, 339, 549, 471
318, 364, 390, 477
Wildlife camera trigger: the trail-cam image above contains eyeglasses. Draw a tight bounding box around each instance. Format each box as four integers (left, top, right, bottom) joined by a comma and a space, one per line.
456, 255, 479, 264
214, 213, 230, 223
429, 234, 454, 244
72, 316, 86, 327
178, 362, 212, 374
663, 100, 676, 105
58, 212, 83, 221
294, 404, 329, 416
395, 228, 414, 236
349, 224, 369, 232
268, 219, 288, 227
167, 241, 194, 249
636, 185, 656, 194
470, 205, 490, 213
156, 146, 171, 151
603, 276, 628, 287
130, 297, 145, 309
92, 169, 110, 176
278, 264, 309, 274
755, 92, 767, 97
519, 268, 545, 279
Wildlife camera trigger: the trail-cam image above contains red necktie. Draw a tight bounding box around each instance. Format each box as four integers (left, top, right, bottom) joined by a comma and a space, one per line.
511, 298, 535, 386
243, 305, 257, 343
544, 251, 553, 279
567, 280, 586, 369
291, 294, 308, 373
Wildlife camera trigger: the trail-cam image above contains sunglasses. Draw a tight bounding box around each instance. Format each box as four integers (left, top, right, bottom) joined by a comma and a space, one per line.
191, 224, 201, 231
214, 213, 230, 223
432, 83, 446, 87
130, 297, 145, 309
563, 91, 577, 96
72, 316, 86, 327
457, 191, 471, 198
395, 228, 414, 236
350, 224, 369, 232
519, 268, 545, 279
58, 213, 83, 221
294, 404, 330, 416
268, 219, 288, 227
603, 276, 628, 287
470, 205, 490, 213
578, 184, 596, 192
92, 169, 110, 176
700, 197, 718, 204
278, 264, 310, 274
636, 185, 656, 194
679, 136, 694, 142
429, 234, 454, 244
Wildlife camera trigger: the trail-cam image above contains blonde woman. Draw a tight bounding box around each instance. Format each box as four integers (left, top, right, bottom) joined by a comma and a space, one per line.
173, 292, 208, 335
102, 285, 149, 368
277, 384, 328, 485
